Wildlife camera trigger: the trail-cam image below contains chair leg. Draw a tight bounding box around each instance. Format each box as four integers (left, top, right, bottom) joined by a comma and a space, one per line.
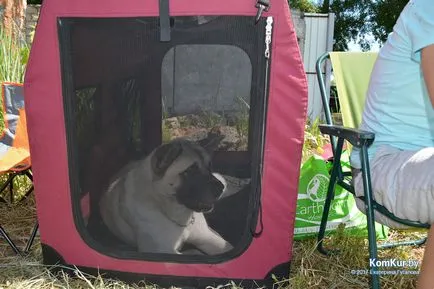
317, 166, 339, 255
379, 237, 427, 249
0, 173, 15, 203
365, 206, 380, 289
24, 222, 39, 253
0, 225, 20, 254
23, 170, 34, 199
8, 172, 16, 203
24, 170, 33, 182
18, 170, 33, 203
317, 137, 345, 256
360, 145, 380, 289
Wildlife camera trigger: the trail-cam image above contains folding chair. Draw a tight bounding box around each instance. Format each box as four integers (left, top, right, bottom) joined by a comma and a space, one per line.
315, 52, 430, 289
0, 82, 38, 254
1, 83, 33, 203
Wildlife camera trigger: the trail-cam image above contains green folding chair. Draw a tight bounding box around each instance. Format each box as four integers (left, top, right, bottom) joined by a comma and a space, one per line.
315, 51, 430, 289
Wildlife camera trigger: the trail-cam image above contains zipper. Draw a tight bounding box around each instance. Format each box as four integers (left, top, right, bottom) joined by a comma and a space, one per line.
260, 16, 273, 175
251, 16, 274, 238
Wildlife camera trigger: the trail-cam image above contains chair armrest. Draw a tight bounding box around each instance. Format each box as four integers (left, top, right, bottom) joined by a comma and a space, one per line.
318, 124, 375, 148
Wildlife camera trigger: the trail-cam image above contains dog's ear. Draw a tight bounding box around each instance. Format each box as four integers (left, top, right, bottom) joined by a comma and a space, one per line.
198, 128, 224, 153
151, 142, 183, 178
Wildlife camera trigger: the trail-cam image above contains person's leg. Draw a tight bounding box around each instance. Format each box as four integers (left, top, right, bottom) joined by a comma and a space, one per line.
417, 225, 434, 289
353, 145, 434, 286
353, 145, 434, 227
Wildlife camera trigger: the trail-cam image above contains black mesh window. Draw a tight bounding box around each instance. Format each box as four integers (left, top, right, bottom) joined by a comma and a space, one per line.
58, 16, 268, 263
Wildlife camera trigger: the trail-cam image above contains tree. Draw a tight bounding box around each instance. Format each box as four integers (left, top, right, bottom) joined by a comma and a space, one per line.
289, 0, 320, 13
327, 0, 375, 51
289, 0, 409, 51
371, 0, 408, 44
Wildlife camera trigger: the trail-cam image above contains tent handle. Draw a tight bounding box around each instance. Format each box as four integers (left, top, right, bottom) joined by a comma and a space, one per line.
159, 0, 171, 42
255, 0, 270, 23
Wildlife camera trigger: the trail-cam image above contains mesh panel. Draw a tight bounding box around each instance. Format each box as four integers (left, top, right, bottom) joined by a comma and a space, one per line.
59, 16, 267, 261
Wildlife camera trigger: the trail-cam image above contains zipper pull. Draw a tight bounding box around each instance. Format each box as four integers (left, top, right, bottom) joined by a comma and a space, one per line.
255, 0, 270, 23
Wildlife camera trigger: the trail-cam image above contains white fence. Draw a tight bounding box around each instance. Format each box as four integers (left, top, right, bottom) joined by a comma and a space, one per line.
302, 13, 335, 121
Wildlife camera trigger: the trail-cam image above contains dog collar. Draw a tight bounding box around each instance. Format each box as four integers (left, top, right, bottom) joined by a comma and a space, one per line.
168, 214, 195, 227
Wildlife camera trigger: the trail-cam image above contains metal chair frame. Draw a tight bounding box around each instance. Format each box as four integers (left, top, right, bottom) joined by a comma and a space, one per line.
316, 52, 429, 289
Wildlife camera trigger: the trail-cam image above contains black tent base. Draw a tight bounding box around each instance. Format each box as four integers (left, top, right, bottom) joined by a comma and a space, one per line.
41, 244, 291, 289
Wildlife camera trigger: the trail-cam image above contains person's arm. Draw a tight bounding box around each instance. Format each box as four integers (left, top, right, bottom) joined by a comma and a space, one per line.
421, 44, 434, 108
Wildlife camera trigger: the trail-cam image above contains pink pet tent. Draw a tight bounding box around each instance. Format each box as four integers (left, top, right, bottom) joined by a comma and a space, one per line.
24, 0, 308, 287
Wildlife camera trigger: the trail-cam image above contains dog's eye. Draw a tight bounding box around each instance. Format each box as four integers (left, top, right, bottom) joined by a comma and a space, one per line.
186, 163, 199, 173
181, 169, 190, 177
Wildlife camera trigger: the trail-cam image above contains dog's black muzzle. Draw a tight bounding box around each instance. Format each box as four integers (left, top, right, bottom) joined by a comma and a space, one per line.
176, 164, 225, 213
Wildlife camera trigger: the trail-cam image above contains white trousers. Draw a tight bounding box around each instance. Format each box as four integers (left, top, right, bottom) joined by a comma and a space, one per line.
353, 145, 434, 228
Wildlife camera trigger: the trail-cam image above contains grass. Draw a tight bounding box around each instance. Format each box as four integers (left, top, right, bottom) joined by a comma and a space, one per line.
302, 118, 329, 163
161, 96, 250, 149
289, 223, 427, 288
0, 26, 29, 84
233, 97, 250, 147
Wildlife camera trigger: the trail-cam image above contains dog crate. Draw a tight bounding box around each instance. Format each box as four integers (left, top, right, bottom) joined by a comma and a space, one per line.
25, 0, 308, 287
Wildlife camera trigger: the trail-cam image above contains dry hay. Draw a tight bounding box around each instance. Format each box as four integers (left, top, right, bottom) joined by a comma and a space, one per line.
0, 193, 429, 289
289, 226, 427, 288
0, 198, 243, 289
